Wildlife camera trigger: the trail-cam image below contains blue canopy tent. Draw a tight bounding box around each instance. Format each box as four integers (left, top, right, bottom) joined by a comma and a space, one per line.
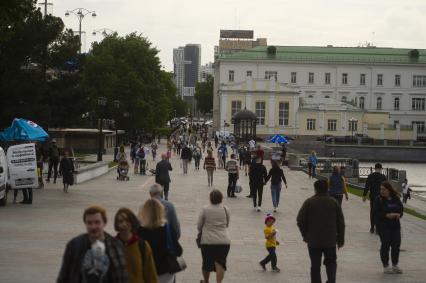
268, 134, 289, 144
0, 118, 49, 142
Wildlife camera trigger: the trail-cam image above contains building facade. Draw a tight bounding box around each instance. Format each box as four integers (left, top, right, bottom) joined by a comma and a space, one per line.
200, 62, 214, 82
213, 46, 426, 139
173, 47, 185, 98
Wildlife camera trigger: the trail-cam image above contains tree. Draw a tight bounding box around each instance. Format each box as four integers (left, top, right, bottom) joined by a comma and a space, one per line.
194, 74, 214, 114
81, 33, 183, 136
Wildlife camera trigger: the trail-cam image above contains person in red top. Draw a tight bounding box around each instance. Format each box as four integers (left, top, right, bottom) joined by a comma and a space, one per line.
256, 145, 265, 164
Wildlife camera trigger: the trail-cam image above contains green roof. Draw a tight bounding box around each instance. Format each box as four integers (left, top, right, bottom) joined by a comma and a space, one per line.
218, 46, 426, 64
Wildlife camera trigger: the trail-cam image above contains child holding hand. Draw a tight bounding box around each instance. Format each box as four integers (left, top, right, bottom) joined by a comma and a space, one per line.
259, 214, 280, 272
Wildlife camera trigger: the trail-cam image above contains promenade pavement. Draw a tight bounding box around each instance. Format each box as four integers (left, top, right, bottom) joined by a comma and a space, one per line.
0, 142, 425, 283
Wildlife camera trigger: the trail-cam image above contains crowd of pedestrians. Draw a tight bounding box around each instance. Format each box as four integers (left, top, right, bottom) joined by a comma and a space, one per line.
54, 122, 409, 283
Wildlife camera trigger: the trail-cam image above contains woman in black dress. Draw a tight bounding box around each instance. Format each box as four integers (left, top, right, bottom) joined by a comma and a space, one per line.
59, 150, 74, 193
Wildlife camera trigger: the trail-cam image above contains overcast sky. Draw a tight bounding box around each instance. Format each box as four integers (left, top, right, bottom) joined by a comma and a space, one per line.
47, 0, 426, 71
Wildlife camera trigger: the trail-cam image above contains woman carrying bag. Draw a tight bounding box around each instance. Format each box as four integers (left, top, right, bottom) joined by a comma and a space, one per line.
137, 199, 184, 283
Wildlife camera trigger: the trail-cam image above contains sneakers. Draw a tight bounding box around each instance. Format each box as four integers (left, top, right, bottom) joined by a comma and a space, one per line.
383, 266, 394, 274
392, 265, 403, 274
256, 207, 261, 212
272, 267, 281, 273
369, 227, 375, 234
259, 262, 266, 271
273, 207, 277, 213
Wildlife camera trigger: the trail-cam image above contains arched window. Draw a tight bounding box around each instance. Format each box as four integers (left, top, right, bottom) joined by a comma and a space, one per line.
394, 97, 400, 110
359, 97, 365, 109
377, 97, 382, 110
342, 96, 347, 102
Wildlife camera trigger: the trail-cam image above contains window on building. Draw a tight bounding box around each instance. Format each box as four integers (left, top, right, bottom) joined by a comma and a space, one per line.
327, 119, 337, 131
278, 102, 289, 126
393, 120, 399, 129
412, 121, 425, 133
228, 70, 234, 82
231, 100, 242, 117
325, 73, 331, 84
395, 75, 401, 86
308, 72, 314, 84
348, 120, 358, 131
246, 71, 252, 77
256, 101, 266, 125
413, 75, 426, 87
342, 73, 348, 85
265, 71, 277, 81
342, 96, 347, 102
377, 74, 383, 85
307, 119, 316, 130
394, 97, 400, 110
377, 97, 382, 110
412, 98, 425, 111
360, 74, 366, 85
291, 72, 297, 83
359, 97, 365, 109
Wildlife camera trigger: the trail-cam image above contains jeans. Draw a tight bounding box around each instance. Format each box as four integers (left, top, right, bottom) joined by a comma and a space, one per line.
271, 184, 282, 208
182, 159, 189, 174
222, 156, 226, 167
227, 173, 238, 197
22, 188, 33, 203
47, 158, 59, 182
379, 228, 401, 267
308, 247, 337, 283
369, 197, 377, 231
253, 185, 264, 207
260, 247, 277, 268
308, 163, 316, 178
206, 169, 214, 185
194, 157, 201, 169
139, 159, 146, 175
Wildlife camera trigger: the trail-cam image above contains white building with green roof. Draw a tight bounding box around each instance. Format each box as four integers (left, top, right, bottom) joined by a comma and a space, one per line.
213, 45, 426, 138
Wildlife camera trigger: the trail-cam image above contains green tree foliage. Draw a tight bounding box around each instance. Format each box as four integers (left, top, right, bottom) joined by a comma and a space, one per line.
194, 74, 214, 114
82, 33, 184, 134
0, 0, 83, 129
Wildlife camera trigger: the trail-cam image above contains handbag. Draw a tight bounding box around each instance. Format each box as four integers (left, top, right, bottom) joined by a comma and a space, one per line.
235, 183, 243, 193
165, 223, 186, 273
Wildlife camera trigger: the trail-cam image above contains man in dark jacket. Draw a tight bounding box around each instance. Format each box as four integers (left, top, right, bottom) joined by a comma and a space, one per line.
180, 144, 192, 174
363, 163, 387, 234
57, 205, 128, 283
297, 180, 345, 283
155, 153, 173, 200
249, 156, 267, 211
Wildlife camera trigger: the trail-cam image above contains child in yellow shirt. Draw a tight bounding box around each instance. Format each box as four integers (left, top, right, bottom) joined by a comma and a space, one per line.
259, 214, 280, 272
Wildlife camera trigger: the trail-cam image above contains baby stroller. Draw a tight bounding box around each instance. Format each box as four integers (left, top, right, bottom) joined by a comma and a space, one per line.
117, 160, 130, 181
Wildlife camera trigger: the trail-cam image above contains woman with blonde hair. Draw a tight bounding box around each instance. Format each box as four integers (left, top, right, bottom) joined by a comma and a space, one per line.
137, 199, 182, 283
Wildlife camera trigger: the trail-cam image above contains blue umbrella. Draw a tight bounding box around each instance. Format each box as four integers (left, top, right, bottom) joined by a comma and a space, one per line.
0, 118, 49, 142
268, 134, 288, 144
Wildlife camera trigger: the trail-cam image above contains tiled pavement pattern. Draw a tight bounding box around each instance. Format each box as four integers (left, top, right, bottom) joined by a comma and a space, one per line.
0, 142, 425, 283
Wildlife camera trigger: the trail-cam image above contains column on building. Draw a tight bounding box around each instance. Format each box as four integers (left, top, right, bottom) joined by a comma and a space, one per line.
220, 93, 228, 129
268, 94, 276, 133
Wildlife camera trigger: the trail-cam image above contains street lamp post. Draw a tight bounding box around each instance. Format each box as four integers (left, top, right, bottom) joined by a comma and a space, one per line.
97, 96, 107, 161
113, 100, 120, 162
92, 28, 115, 37
65, 8, 96, 54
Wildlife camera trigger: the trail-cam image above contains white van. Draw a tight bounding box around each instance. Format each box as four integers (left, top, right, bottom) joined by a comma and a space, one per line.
0, 147, 8, 205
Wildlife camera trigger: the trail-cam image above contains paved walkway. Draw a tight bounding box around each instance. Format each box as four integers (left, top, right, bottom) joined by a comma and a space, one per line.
0, 142, 426, 283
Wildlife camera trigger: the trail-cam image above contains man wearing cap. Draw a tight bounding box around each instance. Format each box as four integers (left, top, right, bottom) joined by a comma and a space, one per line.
363, 163, 387, 234
47, 139, 60, 183
297, 179, 345, 283
149, 183, 181, 239
155, 153, 173, 200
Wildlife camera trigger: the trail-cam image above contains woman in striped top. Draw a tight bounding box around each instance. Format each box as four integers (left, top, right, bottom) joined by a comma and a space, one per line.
203, 150, 217, 186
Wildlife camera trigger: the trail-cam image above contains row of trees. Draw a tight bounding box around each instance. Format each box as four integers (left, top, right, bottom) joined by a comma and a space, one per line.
0, 0, 188, 136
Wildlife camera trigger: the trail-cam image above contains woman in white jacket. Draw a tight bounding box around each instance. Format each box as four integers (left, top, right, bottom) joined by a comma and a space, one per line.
197, 190, 231, 283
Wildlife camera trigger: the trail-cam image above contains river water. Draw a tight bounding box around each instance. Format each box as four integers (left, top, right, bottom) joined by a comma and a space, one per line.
360, 162, 426, 194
